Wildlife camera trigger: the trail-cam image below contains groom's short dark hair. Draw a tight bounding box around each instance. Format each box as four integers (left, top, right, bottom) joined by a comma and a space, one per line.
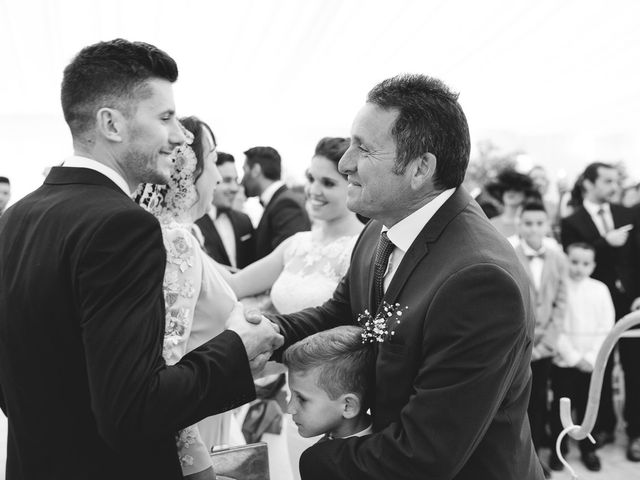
61, 38, 178, 138
283, 325, 375, 410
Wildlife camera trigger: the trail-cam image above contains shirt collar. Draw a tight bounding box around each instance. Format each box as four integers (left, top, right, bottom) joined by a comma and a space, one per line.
385, 188, 456, 252
62, 155, 131, 195
260, 180, 285, 207
583, 198, 610, 216
520, 239, 545, 257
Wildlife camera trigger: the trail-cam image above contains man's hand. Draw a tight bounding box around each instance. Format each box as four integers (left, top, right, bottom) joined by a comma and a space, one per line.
631, 297, 640, 311
226, 303, 284, 365
605, 224, 633, 247
576, 359, 593, 373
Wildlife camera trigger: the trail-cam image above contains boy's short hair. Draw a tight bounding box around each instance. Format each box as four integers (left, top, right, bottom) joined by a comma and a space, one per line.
283, 325, 375, 410
0, 177, 9, 185
566, 242, 596, 256
519, 200, 547, 216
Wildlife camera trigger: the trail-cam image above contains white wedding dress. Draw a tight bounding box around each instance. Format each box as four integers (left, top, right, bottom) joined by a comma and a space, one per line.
161, 221, 245, 475
270, 231, 357, 314
262, 231, 358, 480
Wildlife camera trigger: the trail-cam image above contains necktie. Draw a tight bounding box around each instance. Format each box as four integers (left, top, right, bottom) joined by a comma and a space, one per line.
597, 206, 612, 234
373, 231, 395, 312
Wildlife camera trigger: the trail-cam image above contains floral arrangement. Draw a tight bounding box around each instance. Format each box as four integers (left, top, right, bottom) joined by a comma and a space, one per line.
357, 302, 408, 344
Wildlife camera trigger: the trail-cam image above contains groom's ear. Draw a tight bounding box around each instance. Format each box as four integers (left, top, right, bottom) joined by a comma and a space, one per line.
95, 107, 126, 143
341, 393, 362, 419
410, 152, 437, 191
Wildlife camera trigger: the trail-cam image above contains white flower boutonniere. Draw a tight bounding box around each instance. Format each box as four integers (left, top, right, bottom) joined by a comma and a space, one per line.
357, 302, 408, 344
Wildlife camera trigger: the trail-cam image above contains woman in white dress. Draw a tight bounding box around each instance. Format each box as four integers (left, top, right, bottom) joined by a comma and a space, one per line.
223, 137, 364, 480
137, 116, 244, 480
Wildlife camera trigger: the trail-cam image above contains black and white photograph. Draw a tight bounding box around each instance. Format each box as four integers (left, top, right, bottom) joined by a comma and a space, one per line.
1, 1, 640, 479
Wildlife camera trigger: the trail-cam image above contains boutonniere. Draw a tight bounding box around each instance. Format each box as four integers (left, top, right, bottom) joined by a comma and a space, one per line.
357, 302, 408, 344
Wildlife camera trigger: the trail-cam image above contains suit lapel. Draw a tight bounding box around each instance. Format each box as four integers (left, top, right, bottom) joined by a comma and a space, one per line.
199, 215, 231, 265
514, 244, 535, 286
575, 207, 601, 240
377, 187, 471, 309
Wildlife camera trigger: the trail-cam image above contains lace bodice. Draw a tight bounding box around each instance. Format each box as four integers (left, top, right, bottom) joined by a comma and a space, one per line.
160, 221, 240, 474
270, 231, 357, 314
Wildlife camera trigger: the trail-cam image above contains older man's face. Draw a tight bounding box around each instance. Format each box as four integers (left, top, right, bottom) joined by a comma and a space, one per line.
338, 103, 414, 226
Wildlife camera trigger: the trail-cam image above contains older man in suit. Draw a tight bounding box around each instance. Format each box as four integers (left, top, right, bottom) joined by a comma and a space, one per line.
269, 74, 543, 479
196, 152, 255, 270
561, 162, 640, 462
0, 39, 281, 480
241, 146, 310, 260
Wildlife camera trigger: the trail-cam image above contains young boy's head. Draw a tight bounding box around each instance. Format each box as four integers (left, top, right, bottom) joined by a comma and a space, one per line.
566, 242, 596, 281
517, 201, 549, 251
283, 325, 375, 438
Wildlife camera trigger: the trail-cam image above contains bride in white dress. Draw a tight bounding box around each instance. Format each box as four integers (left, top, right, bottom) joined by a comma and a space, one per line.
222, 137, 364, 480
137, 116, 245, 480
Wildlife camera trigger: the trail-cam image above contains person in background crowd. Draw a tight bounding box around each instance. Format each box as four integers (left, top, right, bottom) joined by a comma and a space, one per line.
621, 182, 640, 208
0, 177, 10, 216
512, 201, 567, 478
195, 152, 256, 270
221, 137, 363, 480
560, 161, 640, 462
549, 242, 615, 472
528, 166, 560, 239
487, 168, 541, 237
242, 146, 311, 259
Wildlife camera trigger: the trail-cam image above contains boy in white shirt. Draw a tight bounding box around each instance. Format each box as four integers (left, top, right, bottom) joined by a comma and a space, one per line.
284, 326, 374, 443
549, 242, 615, 473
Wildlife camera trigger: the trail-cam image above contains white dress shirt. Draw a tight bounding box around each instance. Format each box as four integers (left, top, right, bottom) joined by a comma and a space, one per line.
208, 206, 237, 268
555, 276, 615, 368
62, 156, 131, 195
260, 180, 285, 207
383, 188, 455, 292
583, 199, 613, 236
520, 240, 545, 291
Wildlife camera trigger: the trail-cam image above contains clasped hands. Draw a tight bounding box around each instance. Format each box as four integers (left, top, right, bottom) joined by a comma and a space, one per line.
226, 303, 284, 374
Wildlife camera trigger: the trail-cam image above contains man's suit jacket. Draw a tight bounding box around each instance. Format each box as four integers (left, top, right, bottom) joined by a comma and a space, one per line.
560, 204, 638, 316
255, 185, 310, 260
0, 167, 255, 480
513, 244, 567, 359
272, 188, 542, 480
195, 209, 256, 268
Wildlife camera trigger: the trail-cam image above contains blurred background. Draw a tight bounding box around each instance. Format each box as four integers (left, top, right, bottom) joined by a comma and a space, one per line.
1, 0, 639, 205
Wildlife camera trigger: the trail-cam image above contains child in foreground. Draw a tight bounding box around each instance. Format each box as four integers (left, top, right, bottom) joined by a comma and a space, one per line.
283, 325, 375, 440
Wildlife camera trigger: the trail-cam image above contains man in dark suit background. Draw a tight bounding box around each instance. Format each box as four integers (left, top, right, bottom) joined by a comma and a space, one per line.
560, 162, 640, 462
196, 152, 255, 270
241, 146, 310, 259
270, 74, 543, 479
0, 39, 282, 480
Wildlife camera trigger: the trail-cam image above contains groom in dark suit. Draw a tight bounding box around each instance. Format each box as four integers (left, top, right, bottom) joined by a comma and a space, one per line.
270, 74, 543, 479
196, 152, 256, 269
0, 39, 282, 480
242, 146, 310, 259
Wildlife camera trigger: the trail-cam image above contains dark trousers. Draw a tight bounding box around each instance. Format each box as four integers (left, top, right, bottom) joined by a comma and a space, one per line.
594, 290, 632, 436
620, 337, 640, 439
528, 358, 552, 451
551, 365, 596, 454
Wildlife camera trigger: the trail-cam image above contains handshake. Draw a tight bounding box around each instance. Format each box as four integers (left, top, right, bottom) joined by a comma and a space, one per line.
226, 303, 284, 374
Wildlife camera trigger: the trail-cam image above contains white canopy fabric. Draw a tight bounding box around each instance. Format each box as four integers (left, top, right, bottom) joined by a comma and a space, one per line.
1, 0, 639, 202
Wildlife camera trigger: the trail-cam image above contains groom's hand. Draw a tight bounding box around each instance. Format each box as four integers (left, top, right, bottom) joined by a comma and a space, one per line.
226, 303, 284, 363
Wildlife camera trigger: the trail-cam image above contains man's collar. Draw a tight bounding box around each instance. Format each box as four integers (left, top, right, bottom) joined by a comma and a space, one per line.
520, 239, 545, 257
385, 188, 456, 252
583, 198, 610, 216
62, 156, 131, 195
260, 180, 285, 207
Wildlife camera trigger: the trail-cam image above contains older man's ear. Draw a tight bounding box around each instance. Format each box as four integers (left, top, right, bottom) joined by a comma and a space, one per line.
410, 152, 437, 191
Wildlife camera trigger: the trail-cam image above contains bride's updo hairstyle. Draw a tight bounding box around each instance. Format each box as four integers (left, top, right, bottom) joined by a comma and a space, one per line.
314, 137, 350, 178
179, 116, 217, 182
